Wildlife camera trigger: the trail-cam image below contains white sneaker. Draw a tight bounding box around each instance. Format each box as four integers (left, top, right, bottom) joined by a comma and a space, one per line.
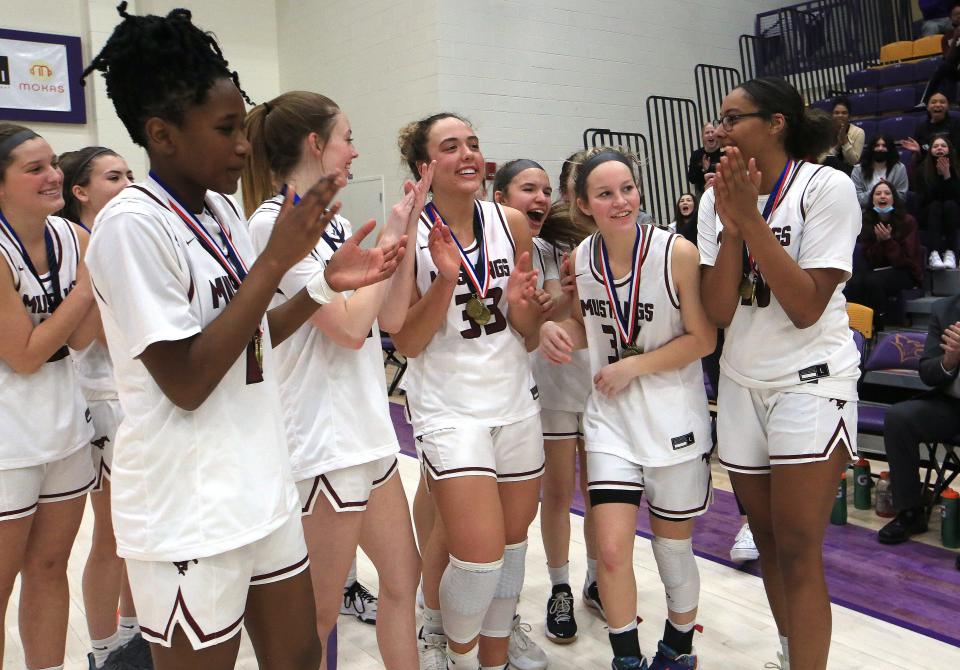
929, 250, 946, 270
341, 580, 377, 624
730, 523, 760, 562
763, 651, 789, 669
507, 615, 548, 670
944, 250, 957, 269
418, 627, 448, 670
417, 584, 425, 610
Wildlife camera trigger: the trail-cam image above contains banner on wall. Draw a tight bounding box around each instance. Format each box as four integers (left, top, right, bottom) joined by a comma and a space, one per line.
0, 28, 85, 124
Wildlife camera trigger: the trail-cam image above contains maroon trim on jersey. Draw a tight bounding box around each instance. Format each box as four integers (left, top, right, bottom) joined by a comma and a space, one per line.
587, 479, 643, 488
664, 232, 680, 309
0, 243, 20, 291
718, 457, 771, 473
139, 587, 244, 645
493, 202, 516, 256
216, 193, 241, 220
250, 554, 310, 583
37, 475, 95, 500
768, 418, 855, 462
316, 458, 400, 510
494, 462, 545, 481
420, 452, 497, 478
0, 500, 38, 519
300, 476, 322, 515
646, 471, 712, 518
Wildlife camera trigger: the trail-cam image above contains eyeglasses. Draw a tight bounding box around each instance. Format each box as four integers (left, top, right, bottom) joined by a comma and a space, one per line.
713, 112, 768, 132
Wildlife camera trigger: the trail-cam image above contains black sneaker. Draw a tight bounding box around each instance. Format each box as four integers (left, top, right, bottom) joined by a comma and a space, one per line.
341, 580, 378, 625
582, 580, 605, 619
612, 656, 648, 670
101, 634, 153, 670
878, 507, 928, 544
545, 583, 577, 644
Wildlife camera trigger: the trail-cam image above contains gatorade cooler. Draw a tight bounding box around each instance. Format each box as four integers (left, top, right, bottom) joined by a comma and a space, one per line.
853, 458, 872, 510
831, 473, 848, 525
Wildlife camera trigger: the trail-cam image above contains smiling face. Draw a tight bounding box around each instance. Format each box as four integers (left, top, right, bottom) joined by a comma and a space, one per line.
74, 154, 134, 218
714, 87, 781, 162
928, 93, 949, 122
424, 116, 483, 198
678, 193, 695, 217
702, 123, 718, 149
931, 137, 951, 158
496, 167, 552, 235
872, 182, 893, 209
833, 103, 850, 127
319, 112, 358, 175
576, 160, 640, 234
0, 137, 64, 217
160, 77, 250, 195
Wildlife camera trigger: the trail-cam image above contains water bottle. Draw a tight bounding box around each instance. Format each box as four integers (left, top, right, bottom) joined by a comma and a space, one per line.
830, 472, 848, 525
942, 488, 959, 549
875, 471, 895, 518
853, 458, 872, 510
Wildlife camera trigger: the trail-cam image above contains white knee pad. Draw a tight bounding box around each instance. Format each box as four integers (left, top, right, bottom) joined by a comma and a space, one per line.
651, 536, 699, 615
480, 540, 527, 638
440, 554, 504, 644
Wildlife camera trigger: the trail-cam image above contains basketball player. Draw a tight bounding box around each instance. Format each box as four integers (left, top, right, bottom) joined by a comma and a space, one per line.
243, 90, 434, 670
81, 5, 404, 669
540, 148, 715, 670
492, 160, 598, 645
0, 123, 98, 670
59, 146, 150, 669
395, 114, 545, 670
699, 77, 861, 670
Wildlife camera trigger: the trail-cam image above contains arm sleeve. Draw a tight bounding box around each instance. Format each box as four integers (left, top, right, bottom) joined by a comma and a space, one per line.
889, 163, 909, 201
696, 188, 719, 267
850, 166, 870, 206
841, 126, 864, 166
797, 169, 861, 279
86, 211, 200, 359
919, 300, 957, 387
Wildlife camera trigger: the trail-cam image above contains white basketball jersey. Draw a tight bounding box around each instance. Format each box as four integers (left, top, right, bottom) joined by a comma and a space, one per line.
72, 341, 116, 400
575, 226, 711, 466
403, 200, 538, 433
697, 162, 861, 400
0, 216, 93, 468
247, 197, 399, 481
530, 237, 591, 413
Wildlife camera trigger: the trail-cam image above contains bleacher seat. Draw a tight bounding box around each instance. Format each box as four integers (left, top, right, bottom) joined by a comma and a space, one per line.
877, 86, 918, 114
878, 62, 919, 88
879, 40, 913, 63
853, 118, 878, 138
913, 35, 944, 59
810, 98, 833, 113
916, 55, 943, 80
849, 90, 879, 116
847, 302, 874, 340
846, 68, 879, 91
898, 147, 913, 166
879, 113, 925, 142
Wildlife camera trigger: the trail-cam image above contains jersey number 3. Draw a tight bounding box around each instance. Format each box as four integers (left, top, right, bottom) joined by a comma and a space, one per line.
456, 287, 506, 339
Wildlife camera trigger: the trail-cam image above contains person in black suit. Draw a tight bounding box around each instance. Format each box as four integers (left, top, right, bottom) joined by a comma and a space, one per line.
879, 294, 960, 543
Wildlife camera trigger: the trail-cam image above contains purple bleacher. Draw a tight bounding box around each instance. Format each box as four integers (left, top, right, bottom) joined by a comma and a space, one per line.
702, 371, 716, 402
811, 98, 833, 113
858, 403, 887, 435
915, 55, 943, 80
898, 147, 913, 165
864, 331, 926, 372
852, 330, 866, 358
878, 86, 919, 114
848, 90, 879, 116
853, 118, 878, 138
878, 62, 919, 88
879, 113, 926, 142
845, 68, 878, 91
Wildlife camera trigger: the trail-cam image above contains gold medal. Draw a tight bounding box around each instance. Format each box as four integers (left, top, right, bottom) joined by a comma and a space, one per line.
622, 343, 643, 358
466, 295, 491, 326
739, 276, 755, 303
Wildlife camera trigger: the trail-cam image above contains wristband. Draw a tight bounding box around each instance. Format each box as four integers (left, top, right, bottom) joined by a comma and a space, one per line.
306, 267, 340, 305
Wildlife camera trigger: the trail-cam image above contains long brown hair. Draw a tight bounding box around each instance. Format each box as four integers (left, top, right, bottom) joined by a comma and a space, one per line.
921, 136, 960, 187
397, 112, 470, 180
241, 91, 340, 216
538, 201, 595, 251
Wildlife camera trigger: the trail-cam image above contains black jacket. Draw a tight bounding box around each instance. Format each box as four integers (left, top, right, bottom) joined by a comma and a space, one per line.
920, 294, 960, 389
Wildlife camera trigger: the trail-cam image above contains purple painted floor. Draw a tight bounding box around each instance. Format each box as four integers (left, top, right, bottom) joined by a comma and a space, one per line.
389, 403, 960, 647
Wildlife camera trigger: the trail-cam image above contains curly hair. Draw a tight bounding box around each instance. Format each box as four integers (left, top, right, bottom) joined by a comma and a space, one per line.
397, 112, 470, 179
82, 2, 252, 148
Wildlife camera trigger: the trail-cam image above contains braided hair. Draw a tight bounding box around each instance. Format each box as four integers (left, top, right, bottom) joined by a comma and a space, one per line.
82, 2, 252, 148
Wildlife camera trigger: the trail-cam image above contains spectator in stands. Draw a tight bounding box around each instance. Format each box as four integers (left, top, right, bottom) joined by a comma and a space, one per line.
878, 292, 960, 544
844, 181, 921, 329
920, 0, 958, 36
901, 92, 960, 161
667, 192, 697, 243
687, 121, 722, 198
916, 136, 960, 269
821, 97, 863, 174
917, 4, 960, 107
851, 135, 909, 205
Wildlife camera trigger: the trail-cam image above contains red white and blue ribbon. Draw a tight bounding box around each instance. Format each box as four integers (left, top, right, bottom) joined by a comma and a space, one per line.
748, 159, 799, 277
150, 171, 248, 285
425, 200, 490, 298
599, 222, 648, 348
0, 211, 61, 310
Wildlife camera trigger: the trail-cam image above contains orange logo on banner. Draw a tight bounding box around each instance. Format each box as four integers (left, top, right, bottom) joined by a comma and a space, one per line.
29, 61, 54, 80
892, 333, 924, 364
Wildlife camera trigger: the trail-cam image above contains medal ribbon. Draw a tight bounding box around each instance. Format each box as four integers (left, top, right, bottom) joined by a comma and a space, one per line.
0, 211, 62, 311
289, 192, 346, 253
746, 159, 798, 278
150, 171, 249, 286
425, 201, 490, 298
599, 223, 647, 347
